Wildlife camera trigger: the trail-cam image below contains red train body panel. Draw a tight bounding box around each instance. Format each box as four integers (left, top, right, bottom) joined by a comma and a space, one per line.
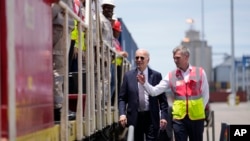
1, 0, 129, 140
1, 0, 54, 138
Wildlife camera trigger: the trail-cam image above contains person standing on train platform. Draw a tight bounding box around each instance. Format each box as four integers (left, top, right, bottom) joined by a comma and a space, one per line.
69, 0, 97, 72
52, 0, 76, 121
137, 45, 210, 141
111, 16, 128, 63
100, 0, 114, 49
69, 0, 86, 72
99, 0, 115, 102
110, 17, 128, 105
118, 49, 169, 141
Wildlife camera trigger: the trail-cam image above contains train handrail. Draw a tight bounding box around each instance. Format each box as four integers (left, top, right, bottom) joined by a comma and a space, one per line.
127, 126, 134, 141
205, 110, 215, 141
57, 0, 132, 140
56, 0, 90, 140
6, 0, 16, 140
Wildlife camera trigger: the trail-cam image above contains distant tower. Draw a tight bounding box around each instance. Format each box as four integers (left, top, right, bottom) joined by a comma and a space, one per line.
181, 19, 213, 82
186, 18, 195, 30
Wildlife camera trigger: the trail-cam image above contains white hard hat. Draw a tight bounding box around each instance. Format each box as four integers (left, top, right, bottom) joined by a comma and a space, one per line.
101, 0, 115, 7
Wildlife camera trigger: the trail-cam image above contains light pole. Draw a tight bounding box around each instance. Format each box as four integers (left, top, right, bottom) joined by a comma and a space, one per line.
230, 0, 236, 105
201, 0, 205, 43
200, 0, 205, 71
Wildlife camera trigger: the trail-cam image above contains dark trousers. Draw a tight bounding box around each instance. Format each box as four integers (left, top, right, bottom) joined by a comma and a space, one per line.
172, 115, 204, 141
134, 111, 158, 141
111, 65, 122, 105
68, 40, 76, 72
117, 65, 122, 90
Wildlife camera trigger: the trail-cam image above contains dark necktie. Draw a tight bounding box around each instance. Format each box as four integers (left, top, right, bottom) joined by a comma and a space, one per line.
138, 72, 145, 111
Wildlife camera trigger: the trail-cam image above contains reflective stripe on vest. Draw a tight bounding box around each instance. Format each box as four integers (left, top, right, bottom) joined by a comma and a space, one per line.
170, 67, 205, 120
174, 95, 202, 100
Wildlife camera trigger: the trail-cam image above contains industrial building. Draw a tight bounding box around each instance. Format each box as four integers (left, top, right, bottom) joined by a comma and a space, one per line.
179, 23, 249, 101
181, 26, 213, 82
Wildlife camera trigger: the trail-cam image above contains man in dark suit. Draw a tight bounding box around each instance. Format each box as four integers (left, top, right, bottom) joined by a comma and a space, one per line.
118, 49, 169, 141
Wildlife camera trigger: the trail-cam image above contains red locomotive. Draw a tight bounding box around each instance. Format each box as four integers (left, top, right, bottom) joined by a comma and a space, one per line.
1, 0, 131, 140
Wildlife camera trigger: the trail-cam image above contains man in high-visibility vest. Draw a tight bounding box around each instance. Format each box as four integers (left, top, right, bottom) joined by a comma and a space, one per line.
137, 45, 209, 141
69, 0, 86, 72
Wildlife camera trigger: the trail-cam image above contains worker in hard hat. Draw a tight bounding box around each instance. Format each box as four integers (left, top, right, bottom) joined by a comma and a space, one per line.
112, 19, 128, 58
100, 0, 115, 48
99, 0, 115, 103
111, 18, 128, 105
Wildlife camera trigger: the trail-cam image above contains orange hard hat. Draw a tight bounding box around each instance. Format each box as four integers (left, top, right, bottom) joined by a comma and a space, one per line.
113, 20, 122, 32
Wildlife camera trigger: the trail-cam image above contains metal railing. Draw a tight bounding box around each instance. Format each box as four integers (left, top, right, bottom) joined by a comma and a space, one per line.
56, 0, 131, 140
205, 110, 215, 141
127, 126, 134, 141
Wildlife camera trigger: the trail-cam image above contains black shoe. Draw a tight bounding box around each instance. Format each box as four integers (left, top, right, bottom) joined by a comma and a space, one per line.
54, 108, 61, 121
54, 108, 76, 121
68, 110, 76, 120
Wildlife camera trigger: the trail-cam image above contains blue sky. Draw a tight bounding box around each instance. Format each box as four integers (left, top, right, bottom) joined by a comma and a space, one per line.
114, 0, 250, 76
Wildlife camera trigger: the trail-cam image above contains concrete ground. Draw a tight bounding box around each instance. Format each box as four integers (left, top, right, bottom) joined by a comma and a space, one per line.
203, 101, 250, 141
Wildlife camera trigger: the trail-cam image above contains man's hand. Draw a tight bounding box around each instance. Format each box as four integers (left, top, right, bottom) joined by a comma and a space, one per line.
119, 51, 128, 58
160, 119, 167, 130
119, 115, 127, 128
137, 73, 145, 85
73, 47, 78, 59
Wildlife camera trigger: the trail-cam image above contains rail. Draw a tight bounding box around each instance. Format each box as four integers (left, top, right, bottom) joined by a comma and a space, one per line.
56, 0, 88, 140
205, 110, 215, 141
219, 123, 229, 141
127, 126, 134, 141
56, 0, 131, 140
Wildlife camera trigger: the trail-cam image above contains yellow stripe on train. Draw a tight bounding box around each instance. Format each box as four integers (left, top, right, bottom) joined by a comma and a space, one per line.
17, 121, 77, 141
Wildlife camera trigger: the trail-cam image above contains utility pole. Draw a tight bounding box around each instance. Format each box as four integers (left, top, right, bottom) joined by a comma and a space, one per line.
230, 0, 236, 105
200, 0, 205, 69
201, 0, 205, 43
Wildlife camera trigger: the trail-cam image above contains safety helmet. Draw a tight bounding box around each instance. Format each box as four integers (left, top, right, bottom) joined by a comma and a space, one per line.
113, 20, 122, 32
101, 0, 115, 7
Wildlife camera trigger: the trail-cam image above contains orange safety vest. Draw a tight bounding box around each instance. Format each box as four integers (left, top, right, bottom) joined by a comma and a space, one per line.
169, 67, 205, 120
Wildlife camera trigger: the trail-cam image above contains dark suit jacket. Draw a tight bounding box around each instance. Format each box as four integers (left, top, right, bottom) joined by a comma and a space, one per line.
118, 67, 169, 129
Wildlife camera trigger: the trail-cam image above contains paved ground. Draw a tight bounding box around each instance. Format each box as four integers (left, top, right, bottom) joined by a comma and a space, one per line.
203, 101, 250, 141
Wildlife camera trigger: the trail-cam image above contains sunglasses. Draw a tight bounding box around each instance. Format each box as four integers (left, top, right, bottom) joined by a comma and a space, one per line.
135, 56, 145, 60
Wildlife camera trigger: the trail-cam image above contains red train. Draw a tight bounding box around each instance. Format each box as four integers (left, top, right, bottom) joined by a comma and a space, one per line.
1, 0, 56, 140
1, 0, 131, 140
